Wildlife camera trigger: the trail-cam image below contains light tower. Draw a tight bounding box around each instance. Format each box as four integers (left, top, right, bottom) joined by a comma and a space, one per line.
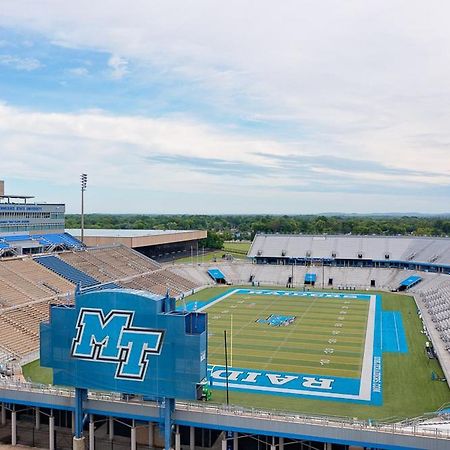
80, 173, 87, 244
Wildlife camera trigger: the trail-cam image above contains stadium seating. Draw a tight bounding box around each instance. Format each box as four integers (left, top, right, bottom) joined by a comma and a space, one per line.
249, 234, 450, 267
87, 246, 160, 275
35, 232, 82, 249
5, 258, 73, 295
59, 245, 161, 282
35, 255, 102, 288
0, 258, 73, 306
118, 268, 199, 297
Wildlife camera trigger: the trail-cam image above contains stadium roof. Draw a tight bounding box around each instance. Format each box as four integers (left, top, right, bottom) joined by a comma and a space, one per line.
66, 228, 207, 249
0, 194, 35, 200
67, 229, 195, 238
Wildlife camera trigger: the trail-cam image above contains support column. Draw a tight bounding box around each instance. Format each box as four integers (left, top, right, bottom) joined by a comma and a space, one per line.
174, 425, 181, 450
189, 426, 195, 450
89, 415, 94, 450
35, 408, 40, 431
221, 433, 227, 450
1, 403, 6, 426
73, 438, 85, 450
279, 437, 284, 450
233, 431, 238, 450
71, 412, 75, 434
270, 436, 276, 450
73, 388, 87, 450
109, 416, 114, 441
131, 421, 136, 450
49, 414, 55, 450
148, 422, 154, 448
74, 388, 86, 438
163, 398, 175, 450
325, 443, 332, 450
11, 409, 16, 446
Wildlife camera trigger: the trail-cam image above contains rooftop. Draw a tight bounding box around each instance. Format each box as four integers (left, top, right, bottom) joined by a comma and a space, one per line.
66, 229, 195, 238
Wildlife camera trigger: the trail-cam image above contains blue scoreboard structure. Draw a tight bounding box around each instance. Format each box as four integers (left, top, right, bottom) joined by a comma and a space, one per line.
40, 288, 208, 450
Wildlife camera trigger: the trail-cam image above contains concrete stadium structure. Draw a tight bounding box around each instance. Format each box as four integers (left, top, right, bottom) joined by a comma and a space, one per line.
67, 229, 207, 262
1, 226, 450, 447
248, 234, 450, 274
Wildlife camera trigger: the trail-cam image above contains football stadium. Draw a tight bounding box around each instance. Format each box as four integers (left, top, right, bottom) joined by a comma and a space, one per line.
0, 182, 449, 450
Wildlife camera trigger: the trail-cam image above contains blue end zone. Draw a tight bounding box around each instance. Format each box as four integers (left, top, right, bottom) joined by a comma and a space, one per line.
208, 365, 362, 401
381, 311, 408, 353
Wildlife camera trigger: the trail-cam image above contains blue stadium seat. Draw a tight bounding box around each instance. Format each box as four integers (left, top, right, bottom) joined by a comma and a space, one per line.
34, 233, 82, 249
0, 233, 82, 250
35, 255, 119, 289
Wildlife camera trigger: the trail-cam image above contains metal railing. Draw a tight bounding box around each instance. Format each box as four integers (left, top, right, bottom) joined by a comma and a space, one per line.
0, 379, 449, 441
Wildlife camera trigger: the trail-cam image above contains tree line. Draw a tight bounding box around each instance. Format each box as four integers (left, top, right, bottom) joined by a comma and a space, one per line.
66, 214, 450, 249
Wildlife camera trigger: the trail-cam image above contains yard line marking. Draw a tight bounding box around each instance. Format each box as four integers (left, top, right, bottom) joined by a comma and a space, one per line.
393, 312, 400, 352
265, 295, 321, 368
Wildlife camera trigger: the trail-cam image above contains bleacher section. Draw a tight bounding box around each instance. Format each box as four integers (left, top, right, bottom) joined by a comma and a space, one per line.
0, 258, 74, 306
0, 245, 206, 360
119, 268, 199, 297
59, 246, 160, 281
35, 233, 82, 249
0, 233, 81, 254
249, 234, 450, 271
35, 255, 110, 289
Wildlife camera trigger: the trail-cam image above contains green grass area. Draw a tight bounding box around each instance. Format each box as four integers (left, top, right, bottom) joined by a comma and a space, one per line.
223, 241, 251, 255
22, 359, 53, 385
172, 250, 246, 264
183, 286, 450, 420
171, 241, 251, 264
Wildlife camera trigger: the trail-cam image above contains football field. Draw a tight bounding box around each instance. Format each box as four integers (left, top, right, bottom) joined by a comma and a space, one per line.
179, 285, 450, 419
199, 288, 379, 404
206, 290, 370, 378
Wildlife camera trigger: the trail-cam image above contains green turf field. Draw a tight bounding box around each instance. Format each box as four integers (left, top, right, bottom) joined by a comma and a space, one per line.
207, 291, 369, 379
183, 286, 450, 420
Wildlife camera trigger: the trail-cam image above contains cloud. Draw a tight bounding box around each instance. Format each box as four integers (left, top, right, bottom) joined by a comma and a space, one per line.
0, 3, 449, 212
0, 54, 42, 71
107, 54, 128, 79
0, 3, 449, 171
0, 101, 448, 213
67, 66, 88, 76
146, 154, 267, 177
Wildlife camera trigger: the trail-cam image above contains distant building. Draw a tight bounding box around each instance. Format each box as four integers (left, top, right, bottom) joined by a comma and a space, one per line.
0, 180, 65, 235
0, 180, 79, 256
66, 228, 207, 261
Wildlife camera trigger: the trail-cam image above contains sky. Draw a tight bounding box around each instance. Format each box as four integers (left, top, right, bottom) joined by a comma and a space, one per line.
0, 1, 449, 214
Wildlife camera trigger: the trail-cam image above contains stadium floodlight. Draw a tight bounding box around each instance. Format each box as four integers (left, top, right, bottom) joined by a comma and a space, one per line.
80, 174, 88, 244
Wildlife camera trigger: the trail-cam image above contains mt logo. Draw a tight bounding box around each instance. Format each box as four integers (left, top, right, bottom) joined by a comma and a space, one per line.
71, 308, 164, 381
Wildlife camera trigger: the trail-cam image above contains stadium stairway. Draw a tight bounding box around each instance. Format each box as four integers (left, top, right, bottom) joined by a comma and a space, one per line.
34, 255, 119, 290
